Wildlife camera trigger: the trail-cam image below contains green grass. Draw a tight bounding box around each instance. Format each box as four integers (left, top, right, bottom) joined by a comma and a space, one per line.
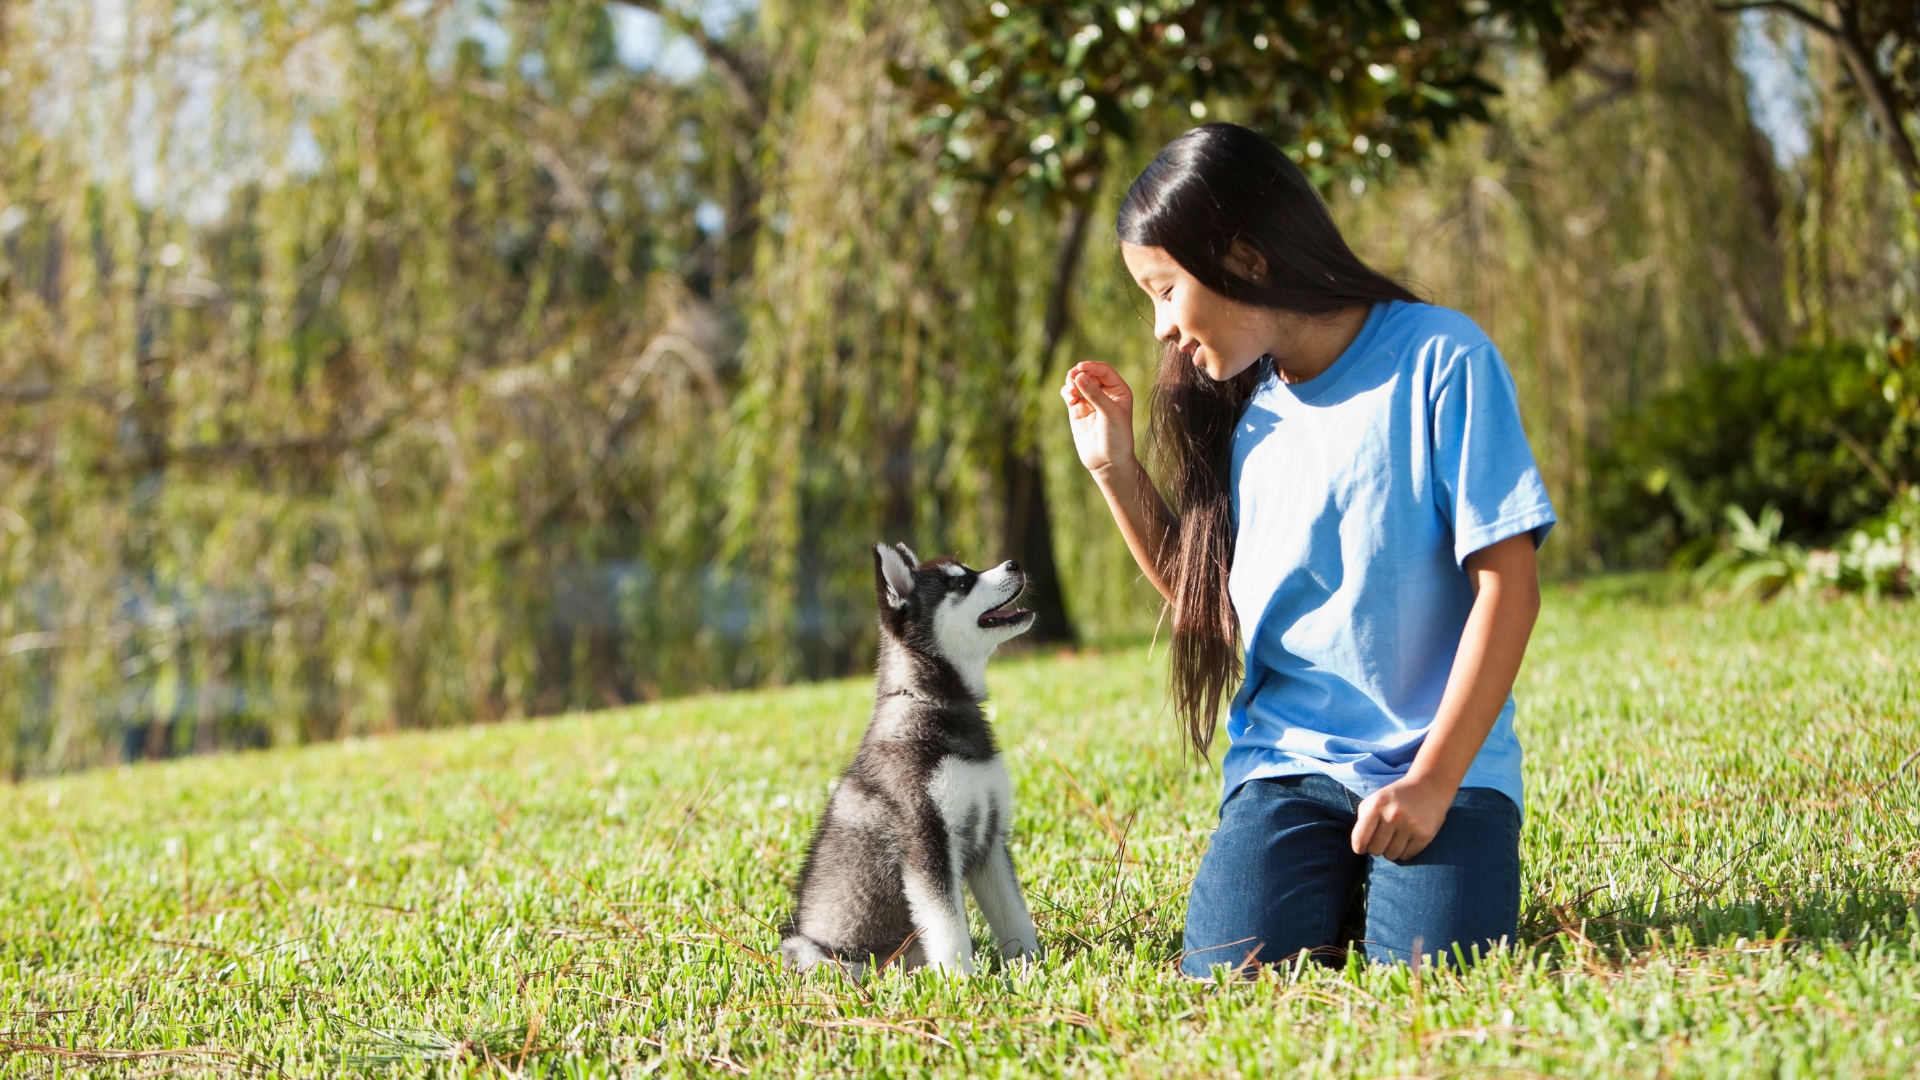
4, 578, 1918, 1077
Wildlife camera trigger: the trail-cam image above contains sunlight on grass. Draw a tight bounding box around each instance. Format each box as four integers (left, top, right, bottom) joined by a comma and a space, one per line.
3, 579, 1917, 1076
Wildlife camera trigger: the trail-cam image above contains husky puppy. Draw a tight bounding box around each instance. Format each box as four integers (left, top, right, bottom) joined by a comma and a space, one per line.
780, 543, 1044, 975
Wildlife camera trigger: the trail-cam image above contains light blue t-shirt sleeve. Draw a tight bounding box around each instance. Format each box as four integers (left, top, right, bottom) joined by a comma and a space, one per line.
1430, 341, 1557, 566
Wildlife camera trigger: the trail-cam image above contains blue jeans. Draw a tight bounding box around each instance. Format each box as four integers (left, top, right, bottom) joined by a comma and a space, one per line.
1181, 774, 1520, 977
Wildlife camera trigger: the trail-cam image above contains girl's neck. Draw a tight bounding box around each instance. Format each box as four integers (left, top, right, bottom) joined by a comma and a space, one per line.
1272, 305, 1373, 385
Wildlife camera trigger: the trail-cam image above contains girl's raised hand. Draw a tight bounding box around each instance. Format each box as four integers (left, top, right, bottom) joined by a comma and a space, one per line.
1060, 361, 1136, 479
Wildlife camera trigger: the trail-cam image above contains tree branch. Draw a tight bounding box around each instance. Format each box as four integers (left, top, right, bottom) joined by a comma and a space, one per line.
1041, 194, 1096, 359
622, 0, 766, 126
1713, 0, 1920, 194
0, 406, 417, 475
1827, 2, 1920, 196
1711, 0, 1839, 37
0, 383, 124, 405
1548, 62, 1640, 136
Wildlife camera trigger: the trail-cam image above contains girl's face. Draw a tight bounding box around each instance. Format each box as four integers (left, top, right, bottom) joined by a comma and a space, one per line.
1121, 242, 1272, 383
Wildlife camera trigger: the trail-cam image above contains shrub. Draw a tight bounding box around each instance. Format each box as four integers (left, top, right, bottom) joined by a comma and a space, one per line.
1696, 491, 1920, 600
1590, 341, 1915, 567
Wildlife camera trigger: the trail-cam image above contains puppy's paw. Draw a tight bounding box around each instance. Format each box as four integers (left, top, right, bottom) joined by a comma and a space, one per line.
1000, 940, 1045, 968
780, 936, 829, 972
922, 953, 976, 976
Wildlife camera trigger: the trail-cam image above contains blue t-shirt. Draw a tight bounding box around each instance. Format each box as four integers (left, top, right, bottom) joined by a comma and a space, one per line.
1222, 300, 1555, 816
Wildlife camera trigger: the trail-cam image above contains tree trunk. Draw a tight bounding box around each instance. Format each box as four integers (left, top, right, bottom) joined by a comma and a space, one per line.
1001, 193, 1096, 645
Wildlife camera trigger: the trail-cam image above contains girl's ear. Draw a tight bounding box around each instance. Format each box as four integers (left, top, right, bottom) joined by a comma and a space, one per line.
874, 543, 916, 607
1224, 238, 1268, 284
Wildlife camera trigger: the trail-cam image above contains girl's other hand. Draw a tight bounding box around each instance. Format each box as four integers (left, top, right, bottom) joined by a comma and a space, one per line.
1060, 361, 1136, 479
1350, 775, 1455, 863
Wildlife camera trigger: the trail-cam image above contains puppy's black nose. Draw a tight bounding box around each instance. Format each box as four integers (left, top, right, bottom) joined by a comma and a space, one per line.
1003, 560, 1021, 574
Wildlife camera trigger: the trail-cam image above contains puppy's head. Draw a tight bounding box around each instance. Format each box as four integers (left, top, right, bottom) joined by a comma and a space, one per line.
873, 543, 1036, 662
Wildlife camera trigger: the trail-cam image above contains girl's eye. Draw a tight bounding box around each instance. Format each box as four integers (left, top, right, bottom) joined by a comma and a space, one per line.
1159, 287, 1173, 301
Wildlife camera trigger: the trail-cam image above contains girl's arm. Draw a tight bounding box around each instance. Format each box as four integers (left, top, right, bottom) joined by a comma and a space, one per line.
1351, 533, 1542, 861
1060, 362, 1178, 602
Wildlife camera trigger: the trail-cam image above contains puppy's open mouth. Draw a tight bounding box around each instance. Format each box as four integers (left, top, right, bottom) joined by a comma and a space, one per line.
977, 600, 1034, 629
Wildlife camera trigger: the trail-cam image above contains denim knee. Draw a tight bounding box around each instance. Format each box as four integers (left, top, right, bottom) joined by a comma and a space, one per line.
1180, 776, 1363, 978
1362, 787, 1520, 968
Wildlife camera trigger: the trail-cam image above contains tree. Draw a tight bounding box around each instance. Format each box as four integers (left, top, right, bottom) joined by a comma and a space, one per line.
0, 0, 749, 770
1712, 0, 1920, 196
894, 0, 1662, 640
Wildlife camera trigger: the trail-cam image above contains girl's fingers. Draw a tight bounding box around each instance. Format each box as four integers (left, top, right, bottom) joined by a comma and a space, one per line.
1061, 380, 1097, 417
1350, 802, 1379, 855
1382, 832, 1410, 863
1068, 371, 1097, 404
1072, 371, 1123, 418
1070, 361, 1128, 395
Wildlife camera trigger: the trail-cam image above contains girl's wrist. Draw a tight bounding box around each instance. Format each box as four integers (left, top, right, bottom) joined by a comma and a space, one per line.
1089, 451, 1142, 488
1399, 765, 1465, 799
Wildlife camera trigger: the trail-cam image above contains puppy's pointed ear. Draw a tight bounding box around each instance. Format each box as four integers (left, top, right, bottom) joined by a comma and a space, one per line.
874, 543, 915, 608
893, 542, 919, 568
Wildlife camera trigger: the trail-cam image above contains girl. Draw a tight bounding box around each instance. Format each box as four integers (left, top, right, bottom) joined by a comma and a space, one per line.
1061, 124, 1553, 976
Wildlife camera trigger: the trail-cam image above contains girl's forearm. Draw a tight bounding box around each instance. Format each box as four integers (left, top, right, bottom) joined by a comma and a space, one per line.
1405, 535, 1542, 794
1092, 455, 1179, 603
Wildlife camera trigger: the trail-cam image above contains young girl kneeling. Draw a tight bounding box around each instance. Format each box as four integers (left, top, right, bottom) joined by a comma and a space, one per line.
1062, 124, 1554, 976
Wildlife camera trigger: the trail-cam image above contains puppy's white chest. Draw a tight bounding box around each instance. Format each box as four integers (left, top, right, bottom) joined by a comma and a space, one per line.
926, 755, 1012, 853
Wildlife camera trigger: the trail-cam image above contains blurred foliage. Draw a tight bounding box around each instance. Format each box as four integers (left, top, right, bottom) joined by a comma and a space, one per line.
1694, 491, 1920, 599
719, 0, 1048, 677
1821, 486, 1920, 596
1, 0, 1917, 773
727, 0, 1664, 672
1589, 340, 1916, 565
0, 0, 748, 772
1696, 0, 1919, 195
886, 2, 1664, 637
1337, 4, 1917, 570
897, 0, 1662, 203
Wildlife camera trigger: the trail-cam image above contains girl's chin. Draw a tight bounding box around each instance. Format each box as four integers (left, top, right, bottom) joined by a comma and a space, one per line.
1196, 352, 1258, 383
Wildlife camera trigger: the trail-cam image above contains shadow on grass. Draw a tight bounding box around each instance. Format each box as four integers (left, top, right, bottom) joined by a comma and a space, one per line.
329, 1016, 544, 1070
1546, 569, 1702, 610
1033, 870, 1919, 976
1523, 879, 1919, 962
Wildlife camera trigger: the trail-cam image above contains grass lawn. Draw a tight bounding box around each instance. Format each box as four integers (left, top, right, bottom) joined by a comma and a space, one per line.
4, 578, 1918, 1077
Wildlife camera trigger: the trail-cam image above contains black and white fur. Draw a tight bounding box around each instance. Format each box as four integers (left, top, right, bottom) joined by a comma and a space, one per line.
779, 543, 1044, 976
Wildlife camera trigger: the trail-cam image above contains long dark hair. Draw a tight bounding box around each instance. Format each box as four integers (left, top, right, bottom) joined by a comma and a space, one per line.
1117, 123, 1419, 757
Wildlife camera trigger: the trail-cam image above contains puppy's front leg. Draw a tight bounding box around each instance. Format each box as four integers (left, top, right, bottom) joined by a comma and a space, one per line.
902, 865, 974, 974
967, 841, 1042, 963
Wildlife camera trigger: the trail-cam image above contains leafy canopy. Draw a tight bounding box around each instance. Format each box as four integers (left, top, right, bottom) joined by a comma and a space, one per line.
896, 0, 1662, 200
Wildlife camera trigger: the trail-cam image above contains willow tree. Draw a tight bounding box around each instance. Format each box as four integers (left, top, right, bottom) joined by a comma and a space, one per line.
0, 0, 748, 772
714, 0, 1034, 679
